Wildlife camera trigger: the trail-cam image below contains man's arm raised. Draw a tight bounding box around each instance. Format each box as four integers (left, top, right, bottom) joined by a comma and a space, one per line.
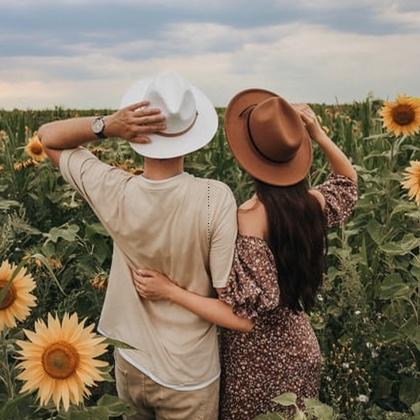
38, 101, 165, 166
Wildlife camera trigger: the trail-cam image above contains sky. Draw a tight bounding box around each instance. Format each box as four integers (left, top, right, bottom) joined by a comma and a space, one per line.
0, 0, 419, 109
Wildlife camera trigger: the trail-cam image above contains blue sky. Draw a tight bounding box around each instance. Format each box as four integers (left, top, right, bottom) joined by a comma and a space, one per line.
0, 0, 419, 109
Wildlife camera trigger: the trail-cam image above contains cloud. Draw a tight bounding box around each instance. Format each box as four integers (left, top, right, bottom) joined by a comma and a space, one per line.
1, 20, 419, 109
379, 2, 420, 29
0, 1, 419, 108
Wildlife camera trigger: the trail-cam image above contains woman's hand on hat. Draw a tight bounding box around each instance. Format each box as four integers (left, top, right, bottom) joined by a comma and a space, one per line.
292, 103, 326, 143
104, 101, 166, 144
131, 268, 177, 301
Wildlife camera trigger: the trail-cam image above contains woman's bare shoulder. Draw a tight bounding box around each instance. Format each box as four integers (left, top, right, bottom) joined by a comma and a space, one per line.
237, 197, 268, 239
308, 189, 326, 210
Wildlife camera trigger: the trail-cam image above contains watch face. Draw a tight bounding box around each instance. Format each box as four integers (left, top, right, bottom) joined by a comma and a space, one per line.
92, 118, 104, 134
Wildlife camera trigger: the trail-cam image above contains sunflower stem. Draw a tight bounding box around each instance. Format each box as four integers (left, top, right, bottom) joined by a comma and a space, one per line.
1, 329, 14, 399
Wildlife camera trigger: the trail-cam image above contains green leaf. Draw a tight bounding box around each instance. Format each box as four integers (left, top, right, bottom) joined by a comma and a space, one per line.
62, 406, 109, 420
85, 222, 109, 238
41, 240, 56, 257
400, 377, 420, 407
31, 253, 66, 295
0, 199, 20, 210
292, 410, 306, 420
97, 365, 115, 383
273, 392, 297, 407
380, 322, 402, 344
374, 376, 394, 400
0, 391, 33, 420
97, 394, 137, 417
104, 337, 137, 350
366, 219, 384, 245
412, 265, 420, 280
380, 234, 420, 256
411, 402, 420, 415
44, 223, 80, 244
391, 202, 418, 218
304, 398, 334, 419
378, 273, 411, 300
327, 266, 342, 282
401, 317, 420, 350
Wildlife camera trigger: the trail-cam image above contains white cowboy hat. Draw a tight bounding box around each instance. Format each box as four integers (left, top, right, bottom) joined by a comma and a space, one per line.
120, 71, 218, 159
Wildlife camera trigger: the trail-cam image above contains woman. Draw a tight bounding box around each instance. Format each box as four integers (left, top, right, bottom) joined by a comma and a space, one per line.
132, 90, 358, 419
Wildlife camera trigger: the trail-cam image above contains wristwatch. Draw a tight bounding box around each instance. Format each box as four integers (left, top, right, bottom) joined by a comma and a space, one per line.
91, 116, 106, 139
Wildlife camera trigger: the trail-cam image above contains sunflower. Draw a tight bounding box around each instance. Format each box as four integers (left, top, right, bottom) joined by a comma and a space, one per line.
89, 274, 108, 291
15, 313, 108, 412
401, 161, 420, 206
380, 95, 420, 136
0, 260, 37, 332
13, 158, 38, 171
25, 134, 47, 162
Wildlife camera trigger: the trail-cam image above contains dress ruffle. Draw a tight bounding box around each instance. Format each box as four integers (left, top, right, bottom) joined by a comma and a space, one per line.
218, 235, 280, 321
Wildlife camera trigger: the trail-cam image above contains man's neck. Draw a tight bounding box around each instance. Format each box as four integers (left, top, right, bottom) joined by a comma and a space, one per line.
142, 156, 185, 181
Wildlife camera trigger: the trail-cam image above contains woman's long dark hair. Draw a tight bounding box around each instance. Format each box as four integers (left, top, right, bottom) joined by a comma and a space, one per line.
255, 177, 328, 313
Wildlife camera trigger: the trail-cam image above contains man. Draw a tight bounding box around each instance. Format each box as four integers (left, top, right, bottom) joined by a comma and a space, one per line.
39, 72, 238, 419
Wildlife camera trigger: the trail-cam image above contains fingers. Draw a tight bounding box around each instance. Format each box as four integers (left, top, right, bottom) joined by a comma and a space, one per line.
133, 278, 157, 300
125, 104, 166, 140
132, 107, 162, 117
131, 121, 166, 135
298, 111, 313, 125
131, 136, 151, 144
133, 114, 166, 125
133, 281, 149, 299
294, 105, 317, 127
293, 103, 316, 118
132, 275, 148, 291
131, 268, 148, 282
135, 268, 157, 277
126, 101, 150, 111
137, 123, 166, 133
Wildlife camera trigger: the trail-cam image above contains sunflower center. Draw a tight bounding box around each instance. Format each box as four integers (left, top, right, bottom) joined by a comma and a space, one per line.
391, 104, 415, 126
30, 143, 43, 155
0, 281, 16, 310
42, 341, 80, 379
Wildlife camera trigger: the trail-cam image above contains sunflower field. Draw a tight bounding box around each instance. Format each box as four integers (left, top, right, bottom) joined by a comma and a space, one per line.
0, 95, 419, 419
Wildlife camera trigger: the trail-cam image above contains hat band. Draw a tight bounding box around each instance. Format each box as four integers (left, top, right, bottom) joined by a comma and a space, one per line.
158, 112, 198, 138
244, 107, 294, 164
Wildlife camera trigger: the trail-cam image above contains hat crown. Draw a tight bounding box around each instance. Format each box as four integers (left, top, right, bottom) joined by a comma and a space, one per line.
249, 97, 306, 163
144, 72, 197, 135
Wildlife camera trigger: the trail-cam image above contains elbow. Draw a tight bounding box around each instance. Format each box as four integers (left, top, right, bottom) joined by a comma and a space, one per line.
238, 319, 254, 333
38, 123, 57, 150
38, 124, 50, 147
349, 165, 358, 185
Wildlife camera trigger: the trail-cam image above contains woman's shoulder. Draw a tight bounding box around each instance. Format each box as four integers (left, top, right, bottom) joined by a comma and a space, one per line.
238, 196, 268, 240
308, 188, 326, 210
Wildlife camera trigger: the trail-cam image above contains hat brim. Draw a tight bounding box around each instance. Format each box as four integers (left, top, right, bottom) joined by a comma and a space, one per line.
120, 79, 218, 159
224, 89, 313, 186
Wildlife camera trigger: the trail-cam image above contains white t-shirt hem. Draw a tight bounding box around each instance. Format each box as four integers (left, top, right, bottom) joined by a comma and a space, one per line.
117, 348, 220, 391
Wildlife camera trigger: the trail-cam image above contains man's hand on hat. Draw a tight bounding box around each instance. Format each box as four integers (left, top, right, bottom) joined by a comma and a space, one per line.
104, 101, 166, 144
292, 103, 327, 143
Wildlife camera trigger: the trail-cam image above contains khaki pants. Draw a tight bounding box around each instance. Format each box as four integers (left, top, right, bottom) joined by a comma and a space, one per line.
114, 349, 220, 420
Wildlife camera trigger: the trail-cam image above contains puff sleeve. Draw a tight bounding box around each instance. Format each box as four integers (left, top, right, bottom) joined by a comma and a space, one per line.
218, 235, 280, 321
313, 174, 358, 228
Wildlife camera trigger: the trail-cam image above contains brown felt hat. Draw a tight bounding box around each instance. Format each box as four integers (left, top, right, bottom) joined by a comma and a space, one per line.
224, 89, 313, 186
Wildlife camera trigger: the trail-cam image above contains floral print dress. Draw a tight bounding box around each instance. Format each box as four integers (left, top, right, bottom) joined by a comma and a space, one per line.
218, 174, 358, 420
